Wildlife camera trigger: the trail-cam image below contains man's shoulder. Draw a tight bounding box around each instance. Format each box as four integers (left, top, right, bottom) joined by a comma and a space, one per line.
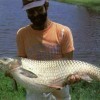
53, 22, 70, 30
52, 22, 71, 33
17, 25, 30, 35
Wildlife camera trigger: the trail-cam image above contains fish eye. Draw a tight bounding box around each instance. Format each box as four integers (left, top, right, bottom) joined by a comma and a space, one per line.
3, 58, 8, 61
2, 58, 10, 63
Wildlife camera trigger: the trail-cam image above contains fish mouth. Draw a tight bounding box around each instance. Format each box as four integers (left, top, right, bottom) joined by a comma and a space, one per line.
0, 59, 4, 64
0, 60, 2, 70
0, 58, 5, 70
0, 59, 3, 65
0, 57, 10, 64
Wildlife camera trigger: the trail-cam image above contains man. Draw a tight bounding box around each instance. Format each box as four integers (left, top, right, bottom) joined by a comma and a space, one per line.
16, 0, 80, 99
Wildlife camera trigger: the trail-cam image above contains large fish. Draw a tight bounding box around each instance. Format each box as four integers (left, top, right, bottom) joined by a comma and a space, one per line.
0, 57, 100, 93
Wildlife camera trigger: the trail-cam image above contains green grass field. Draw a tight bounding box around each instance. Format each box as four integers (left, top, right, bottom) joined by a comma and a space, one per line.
0, 72, 100, 100
0, 72, 25, 100
56, 0, 100, 13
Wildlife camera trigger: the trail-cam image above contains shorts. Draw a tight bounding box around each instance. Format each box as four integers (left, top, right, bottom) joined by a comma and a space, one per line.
26, 85, 71, 100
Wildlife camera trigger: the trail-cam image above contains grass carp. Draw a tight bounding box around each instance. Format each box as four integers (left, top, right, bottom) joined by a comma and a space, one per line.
0, 57, 100, 93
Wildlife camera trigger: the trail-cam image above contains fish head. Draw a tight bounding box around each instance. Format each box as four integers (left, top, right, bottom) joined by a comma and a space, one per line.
0, 57, 15, 72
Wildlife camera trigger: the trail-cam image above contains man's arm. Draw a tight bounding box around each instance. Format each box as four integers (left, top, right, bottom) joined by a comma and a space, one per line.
62, 51, 80, 85
62, 51, 73, 60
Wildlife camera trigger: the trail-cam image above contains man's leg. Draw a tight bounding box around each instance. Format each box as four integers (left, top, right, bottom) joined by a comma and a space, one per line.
52, 85, 71, 100
26, 90, 46, 100
43, 93, 56, 100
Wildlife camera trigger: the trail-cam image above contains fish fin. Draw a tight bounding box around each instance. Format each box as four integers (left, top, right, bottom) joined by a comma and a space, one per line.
81, 75, 93, 82
20, 68, 38, 78
47, 85, 63, 90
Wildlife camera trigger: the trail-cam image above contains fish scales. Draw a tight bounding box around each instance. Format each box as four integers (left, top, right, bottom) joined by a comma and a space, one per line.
12, 58, 100, 88
0, 57, 100, 93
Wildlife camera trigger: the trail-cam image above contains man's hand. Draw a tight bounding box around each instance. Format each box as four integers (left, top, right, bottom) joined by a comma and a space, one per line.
62, 74, 81, 86
67, 74, 81, 85
5, 71, 13, 78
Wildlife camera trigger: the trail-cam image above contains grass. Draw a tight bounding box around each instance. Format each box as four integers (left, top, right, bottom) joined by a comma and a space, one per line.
0, 72, 100, 100
0, 72, 25, 100
55, 0, 100, 13
70, 81, 100, 100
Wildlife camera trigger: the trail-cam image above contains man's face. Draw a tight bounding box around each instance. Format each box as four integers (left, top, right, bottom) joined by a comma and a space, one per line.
26, 4, 48, 30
